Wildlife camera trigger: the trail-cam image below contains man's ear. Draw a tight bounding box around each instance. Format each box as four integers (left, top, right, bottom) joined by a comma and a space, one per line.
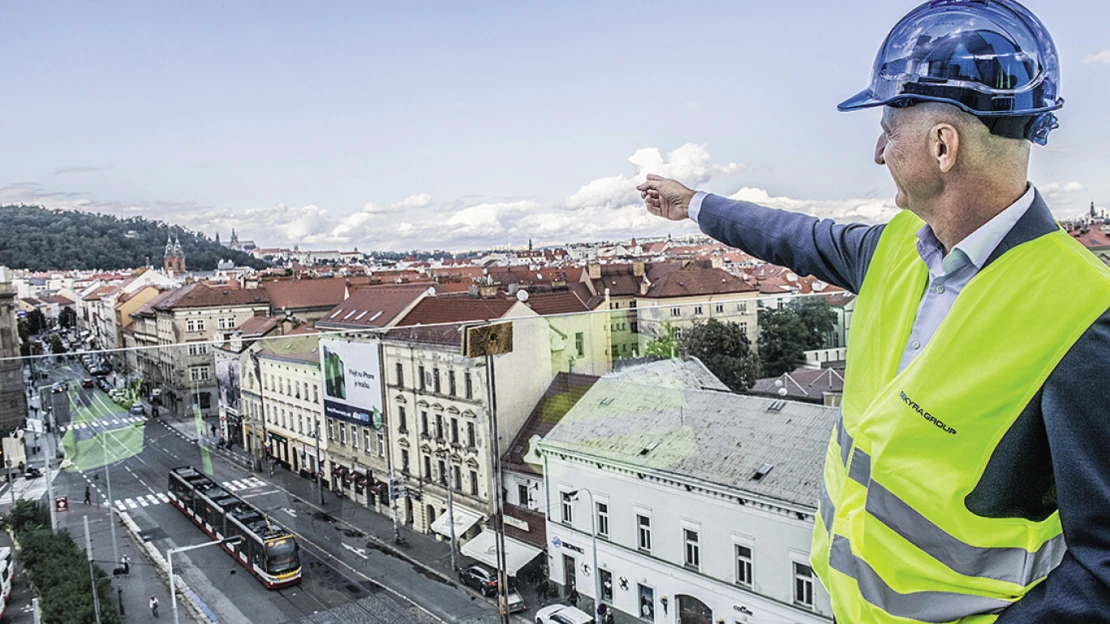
932, 123, 960, 173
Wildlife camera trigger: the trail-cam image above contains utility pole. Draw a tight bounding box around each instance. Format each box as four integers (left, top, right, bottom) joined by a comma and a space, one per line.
101, 434, 119, 567
84, 516, 102, 624
440, 452, 458, 573
314, 419, 324, 506
379, 342, 402, 544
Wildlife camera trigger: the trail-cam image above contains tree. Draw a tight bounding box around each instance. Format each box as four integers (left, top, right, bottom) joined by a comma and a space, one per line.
679, 319, 761, 392
59, 306, 76, 329
757, 298, 839, 377
643, 322, 680, 359
26, 309, 47, 335
49, 334, 65, 354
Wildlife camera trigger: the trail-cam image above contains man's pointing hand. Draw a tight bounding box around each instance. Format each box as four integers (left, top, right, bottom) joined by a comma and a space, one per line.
637, 174, 696, 222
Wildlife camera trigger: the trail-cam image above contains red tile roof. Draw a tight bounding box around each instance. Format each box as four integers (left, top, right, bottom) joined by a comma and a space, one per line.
261, 278, 347, 311
642, 264, 757, 298
238, 316, 280, 338
317, 283, 433, 329
398, 294, 517, 326
154, 283, 270, 310
523, 291, 591, 316
503, 373, 598, 476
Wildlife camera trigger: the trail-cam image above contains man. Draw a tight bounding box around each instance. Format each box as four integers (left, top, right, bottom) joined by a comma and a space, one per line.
150, 594, 159, 618
638, 1, 1110, 622
84, 484, 91, 505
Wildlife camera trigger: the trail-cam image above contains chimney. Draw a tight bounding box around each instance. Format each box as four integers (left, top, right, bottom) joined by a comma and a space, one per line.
632, 261, 645, 277
710, 251, 723, 270
479, 284, 498, 298
588, 264, 601, 280
468, 284, 480, 298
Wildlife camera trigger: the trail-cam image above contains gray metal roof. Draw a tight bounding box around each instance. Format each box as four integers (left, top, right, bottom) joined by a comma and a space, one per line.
542, 362, 836, 509
606, 356, 731, 392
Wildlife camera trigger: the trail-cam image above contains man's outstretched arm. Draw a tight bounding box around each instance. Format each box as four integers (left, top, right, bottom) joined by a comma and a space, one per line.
638, 175, 885, 294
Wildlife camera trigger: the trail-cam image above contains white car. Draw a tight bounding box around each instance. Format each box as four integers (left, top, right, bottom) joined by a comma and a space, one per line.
535, 604, 592, 624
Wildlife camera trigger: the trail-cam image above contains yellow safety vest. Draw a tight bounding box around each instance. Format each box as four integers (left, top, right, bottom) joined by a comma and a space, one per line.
811, 209, 1110, 623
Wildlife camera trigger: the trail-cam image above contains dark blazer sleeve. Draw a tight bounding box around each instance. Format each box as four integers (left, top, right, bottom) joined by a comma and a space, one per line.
995, 310, 1110, 623
696, 194, 885, 295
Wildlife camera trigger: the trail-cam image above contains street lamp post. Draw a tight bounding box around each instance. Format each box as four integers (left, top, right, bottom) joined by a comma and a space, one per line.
167, 536, 242, 624
568, 489, 601, 624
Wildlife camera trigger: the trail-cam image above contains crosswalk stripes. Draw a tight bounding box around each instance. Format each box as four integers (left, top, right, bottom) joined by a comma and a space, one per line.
221, 477, 266, 492
60, 416, 147, 433
113, 484, 262, 511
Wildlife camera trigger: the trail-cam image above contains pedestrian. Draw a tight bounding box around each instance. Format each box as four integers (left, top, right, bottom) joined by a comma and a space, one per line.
566, 585, 578, 607
149, 595, 159, 618
637, 1, 1108, 620
84, 485, 91, 505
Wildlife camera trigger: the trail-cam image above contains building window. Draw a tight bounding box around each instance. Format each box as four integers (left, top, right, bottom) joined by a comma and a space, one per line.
327, 420, 334, 441
377, 434, 385, 457
395, 362, 404, 387
597, 502, 609, 538
466, 422, 476, 447
437, 460, 447, 485
629, 300, 637, 309
363, 429, 371, 453
198, 392, 211, 409
398, 406, 407, 432
421, 411, 429, 436
401, 449, 410, 474
469, 470, 478, 495
794, 562, 815, 608
218, 317, 227, 330
684, 528, 700, 569
671, 307, 681, 317
518, 484, 529, 506
638, 585, 654, 621
715, 303, 724, 313
694, 305, 703, 315
629, 322, 638, 334
574, 332, 584, 357
600, 568, 613, 602
339, 424, 347, 445
735, 544, 753, 587
351, 426, 359, 450
453, 467, 461, 490
448, 371, 456, 396
418, 365, 426, 390
738, 302, 748, 313
637, 515, 651, 552
435, 414, 444, 439
313, 384, 319, 402
740, 321, 748, 334
610, 301, 620, 310
561, 493, 573, 525
187, 343, 207, 356
423, 455, 431, 479
450, 418, 459, 444
433, 368, 441, 394
189, 366, 210, 382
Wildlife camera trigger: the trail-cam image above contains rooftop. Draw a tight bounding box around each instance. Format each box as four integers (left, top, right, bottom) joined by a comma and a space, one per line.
503, 372, 599, 476
154, 283, 269, 310
261, 277, 347, 311
542, 361, 836, 508
317, 283, 434, 329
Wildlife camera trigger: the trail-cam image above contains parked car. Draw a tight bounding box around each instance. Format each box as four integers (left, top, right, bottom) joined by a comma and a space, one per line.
129, 403, 144, 417
51, 383, 66, 394
506, 590, 527, 614
81, 379, 95, 389
458, 564, 498, 597
535, 605, 592, 624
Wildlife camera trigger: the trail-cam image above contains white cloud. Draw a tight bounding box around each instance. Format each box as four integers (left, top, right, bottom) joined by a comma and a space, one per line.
728, 187, 899, 224
1041, 181, 1085, 195
1082, 50, 1110, 64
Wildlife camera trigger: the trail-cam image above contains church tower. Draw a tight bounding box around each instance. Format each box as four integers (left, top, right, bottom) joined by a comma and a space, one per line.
164, 234, 186, 275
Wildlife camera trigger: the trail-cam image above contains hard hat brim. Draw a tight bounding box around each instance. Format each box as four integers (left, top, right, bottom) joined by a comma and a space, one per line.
837, 89, 884, 112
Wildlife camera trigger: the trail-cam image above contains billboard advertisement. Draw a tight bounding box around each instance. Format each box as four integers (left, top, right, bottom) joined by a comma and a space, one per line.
319, 339, 384, 430
214, 349, 242, 417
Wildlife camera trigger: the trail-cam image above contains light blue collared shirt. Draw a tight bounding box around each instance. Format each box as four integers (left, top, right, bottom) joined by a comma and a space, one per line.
689, 185, 1037, 373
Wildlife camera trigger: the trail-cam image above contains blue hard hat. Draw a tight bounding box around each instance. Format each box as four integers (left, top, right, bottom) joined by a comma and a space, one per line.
839, 0, 1063, 144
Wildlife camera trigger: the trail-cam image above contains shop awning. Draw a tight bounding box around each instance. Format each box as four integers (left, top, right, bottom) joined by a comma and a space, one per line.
431, 507, 482, 539
460, 529, 542, 577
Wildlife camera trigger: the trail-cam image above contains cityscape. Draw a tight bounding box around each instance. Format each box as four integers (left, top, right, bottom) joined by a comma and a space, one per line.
2, 1, 1109, 624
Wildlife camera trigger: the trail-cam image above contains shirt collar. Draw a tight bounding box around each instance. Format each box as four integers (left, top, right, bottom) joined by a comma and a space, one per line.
915, 184, 1036, 273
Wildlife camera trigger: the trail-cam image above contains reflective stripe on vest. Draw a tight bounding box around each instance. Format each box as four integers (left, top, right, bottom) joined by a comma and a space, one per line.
812, 208, 1110, 623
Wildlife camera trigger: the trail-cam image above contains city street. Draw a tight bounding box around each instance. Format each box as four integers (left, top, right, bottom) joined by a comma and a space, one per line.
7, 358, 518, 623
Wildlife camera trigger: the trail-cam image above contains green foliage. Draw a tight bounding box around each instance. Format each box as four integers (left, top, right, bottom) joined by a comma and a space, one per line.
0, 204, 268, 271
49, 334, 65, 354
678, 319, 761, 392
6, 501, 121, 624
642, 322, 680, 359
757, 298, 838, 378
26, 309, 47, 334
59, 307, 77, 328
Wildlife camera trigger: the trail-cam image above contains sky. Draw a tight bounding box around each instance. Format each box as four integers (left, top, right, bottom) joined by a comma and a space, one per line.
2, 1, 1108, 252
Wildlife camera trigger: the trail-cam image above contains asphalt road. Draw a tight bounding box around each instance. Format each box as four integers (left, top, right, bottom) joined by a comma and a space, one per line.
41, 359, 504, 624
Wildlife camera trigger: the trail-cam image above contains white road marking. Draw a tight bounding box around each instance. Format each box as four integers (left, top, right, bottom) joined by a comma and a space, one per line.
341, 543, 368, 560
127, 500, 138, 509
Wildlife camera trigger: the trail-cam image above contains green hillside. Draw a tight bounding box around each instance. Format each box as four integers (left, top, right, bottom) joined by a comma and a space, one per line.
0, 204, 267, 271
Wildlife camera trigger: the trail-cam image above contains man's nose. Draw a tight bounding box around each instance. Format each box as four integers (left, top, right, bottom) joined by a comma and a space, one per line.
874, 135, 887, 166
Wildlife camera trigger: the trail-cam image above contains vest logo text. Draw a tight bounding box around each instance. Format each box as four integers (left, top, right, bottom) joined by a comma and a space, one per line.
900, 391, 957, 435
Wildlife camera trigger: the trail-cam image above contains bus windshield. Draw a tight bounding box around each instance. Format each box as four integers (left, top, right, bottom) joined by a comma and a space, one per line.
265, 538, 299, 574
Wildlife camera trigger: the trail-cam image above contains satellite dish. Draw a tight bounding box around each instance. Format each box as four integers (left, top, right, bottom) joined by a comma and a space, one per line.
516, 289, 529, 303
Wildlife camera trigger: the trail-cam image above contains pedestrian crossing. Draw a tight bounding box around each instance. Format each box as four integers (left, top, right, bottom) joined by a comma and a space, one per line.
60, 416, 145, 432
113, 477, 268, 511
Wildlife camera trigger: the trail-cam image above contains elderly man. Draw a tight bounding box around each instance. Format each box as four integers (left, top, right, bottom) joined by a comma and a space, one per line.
638, 1, 1110, 622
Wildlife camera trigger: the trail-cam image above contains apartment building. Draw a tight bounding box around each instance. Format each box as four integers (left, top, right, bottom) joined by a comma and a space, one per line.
253, 334, 327, 475
636, 261, 761, 346
540, 363, 835, 624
